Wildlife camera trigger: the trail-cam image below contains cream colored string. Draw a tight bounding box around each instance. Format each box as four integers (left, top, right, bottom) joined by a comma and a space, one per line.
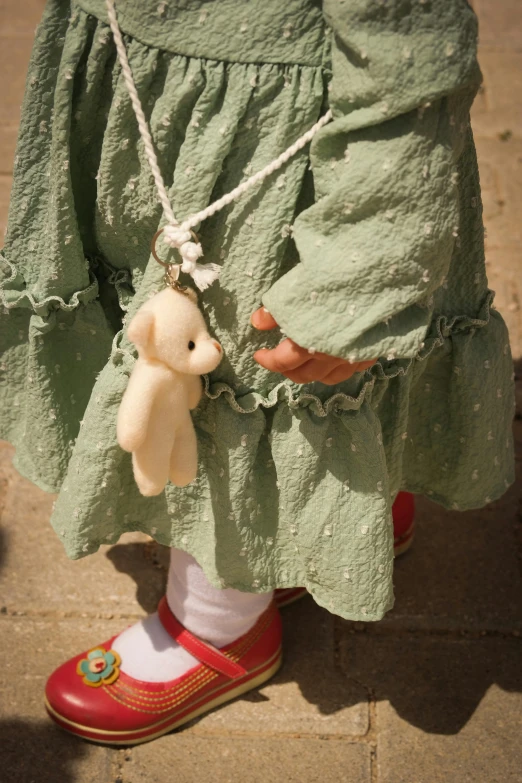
105, 0, 332, 289
178, 109, 333, 233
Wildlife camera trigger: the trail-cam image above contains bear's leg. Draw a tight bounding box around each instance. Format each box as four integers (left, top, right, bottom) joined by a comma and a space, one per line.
133, 436, 172, 496
169, 419, 198, 487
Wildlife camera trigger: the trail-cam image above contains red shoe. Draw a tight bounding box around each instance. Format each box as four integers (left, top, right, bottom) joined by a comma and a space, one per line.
274, 586, 309, 609
392, 491, 415, 557
45, 597, 282, 745
275, 492, 416, 609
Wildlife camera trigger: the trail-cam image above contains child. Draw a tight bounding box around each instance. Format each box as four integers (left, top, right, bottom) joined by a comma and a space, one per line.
0, 0, 514, 744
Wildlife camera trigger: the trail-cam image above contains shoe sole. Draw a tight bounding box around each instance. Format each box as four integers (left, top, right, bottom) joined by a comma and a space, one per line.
45, 647, 282, 746
393, 520, 415, 558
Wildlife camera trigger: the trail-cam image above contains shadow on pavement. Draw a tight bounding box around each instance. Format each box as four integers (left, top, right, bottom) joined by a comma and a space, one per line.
105, 540, 168, 614
100, 401, 522, 740
269, 581, 522, 737
0, 719, 93, 783
337, 621, 522, 735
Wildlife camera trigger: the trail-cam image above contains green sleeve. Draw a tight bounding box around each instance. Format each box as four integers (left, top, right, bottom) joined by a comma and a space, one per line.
262, 0, 482, 360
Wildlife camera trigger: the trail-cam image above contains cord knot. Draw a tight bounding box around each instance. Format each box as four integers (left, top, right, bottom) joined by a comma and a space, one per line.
163, 225, 203, 273
160, 224, 217, 289
163, 225, 191, 248
179, 240, 203, 273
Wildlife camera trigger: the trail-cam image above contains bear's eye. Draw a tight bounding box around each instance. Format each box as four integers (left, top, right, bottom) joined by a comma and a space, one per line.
188, 341, 195, 351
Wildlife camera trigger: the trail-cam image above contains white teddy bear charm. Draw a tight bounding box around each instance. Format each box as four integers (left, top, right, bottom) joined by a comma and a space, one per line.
106, 0, 332, 495
106, 0, 331, 496
117, 231, 223, 496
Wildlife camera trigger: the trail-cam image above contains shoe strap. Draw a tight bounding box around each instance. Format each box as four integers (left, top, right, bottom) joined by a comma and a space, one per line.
157, 596, 248, 680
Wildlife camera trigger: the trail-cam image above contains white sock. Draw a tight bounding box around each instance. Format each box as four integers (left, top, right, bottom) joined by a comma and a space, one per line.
112, 548, 273, 682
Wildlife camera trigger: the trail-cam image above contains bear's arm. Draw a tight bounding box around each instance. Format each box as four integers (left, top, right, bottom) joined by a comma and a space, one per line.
187, 374, 203, 410
117, 361, 168, 452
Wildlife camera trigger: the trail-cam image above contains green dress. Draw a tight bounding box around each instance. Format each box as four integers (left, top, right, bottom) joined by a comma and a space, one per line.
0, 0, 515, 621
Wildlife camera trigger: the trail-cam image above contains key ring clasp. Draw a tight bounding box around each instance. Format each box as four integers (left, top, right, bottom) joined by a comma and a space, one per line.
151, 227, 200, 268
151, 227, 199, 293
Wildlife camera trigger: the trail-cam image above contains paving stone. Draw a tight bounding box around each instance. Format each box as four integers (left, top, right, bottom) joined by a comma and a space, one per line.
0, 1, 46, 176
0, 616, 117, 783
473, 142, 504, 225
0, 0, 45, 35
0, 442, 168, 617
371, 416, 522, 632
0, 128, 18, 176
123, 735, 371, 783
474, 137, 522, 247
469, 78, 488, 123
0, 175, 13, 237
0, 36, 34, 135
486, 247, 522, 357
378, 686, 522, 783
339, 633, 522, 782
474, 0, 522, 49
471, 50, 522, 139
192, 597, 369, 738
385, 494, 522, 631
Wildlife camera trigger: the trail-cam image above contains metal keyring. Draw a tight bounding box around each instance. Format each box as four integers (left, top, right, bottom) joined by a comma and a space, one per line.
150, 227, 200, 269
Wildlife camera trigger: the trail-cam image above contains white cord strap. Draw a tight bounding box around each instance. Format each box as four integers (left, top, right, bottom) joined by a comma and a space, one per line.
105, 0, 332, 290
178, 109, 333, 233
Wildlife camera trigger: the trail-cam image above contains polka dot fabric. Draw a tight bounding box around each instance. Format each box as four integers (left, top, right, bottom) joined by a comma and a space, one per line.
0, 0, 515, 620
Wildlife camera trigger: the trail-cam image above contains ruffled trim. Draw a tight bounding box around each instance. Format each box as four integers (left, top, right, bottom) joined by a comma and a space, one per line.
0, 252, 136, 323
0, 254, 99, 318
91, 256, 134, 313
109, 288, 494, 418
202, 290, 495, 417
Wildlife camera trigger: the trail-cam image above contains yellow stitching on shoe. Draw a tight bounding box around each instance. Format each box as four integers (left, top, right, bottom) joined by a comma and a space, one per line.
101, 648, 282, 718
115, 666, 214, 700
111, 671, 218, 710
111, 604, 276, 698
106, 674, 218, 714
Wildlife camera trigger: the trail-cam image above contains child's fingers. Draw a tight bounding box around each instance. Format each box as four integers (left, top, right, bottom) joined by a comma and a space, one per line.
253, 335, 378, 384
321, 361, 376, 386
253, 338, 338, 374
280, 366, 316, 384
319, 364, 359, 385
253, 350, 337, 382
286, 362, 364, 385
250, 307, 279, 330
253, 339, 310, 373
283, 357, 358, 384
281, 358, 339, 384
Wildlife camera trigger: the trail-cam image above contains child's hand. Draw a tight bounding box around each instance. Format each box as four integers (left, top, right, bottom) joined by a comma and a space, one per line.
251, 307, 376, 385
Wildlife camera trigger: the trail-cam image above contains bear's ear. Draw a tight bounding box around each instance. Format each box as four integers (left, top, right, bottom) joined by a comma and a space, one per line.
127, 309, 155, 349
